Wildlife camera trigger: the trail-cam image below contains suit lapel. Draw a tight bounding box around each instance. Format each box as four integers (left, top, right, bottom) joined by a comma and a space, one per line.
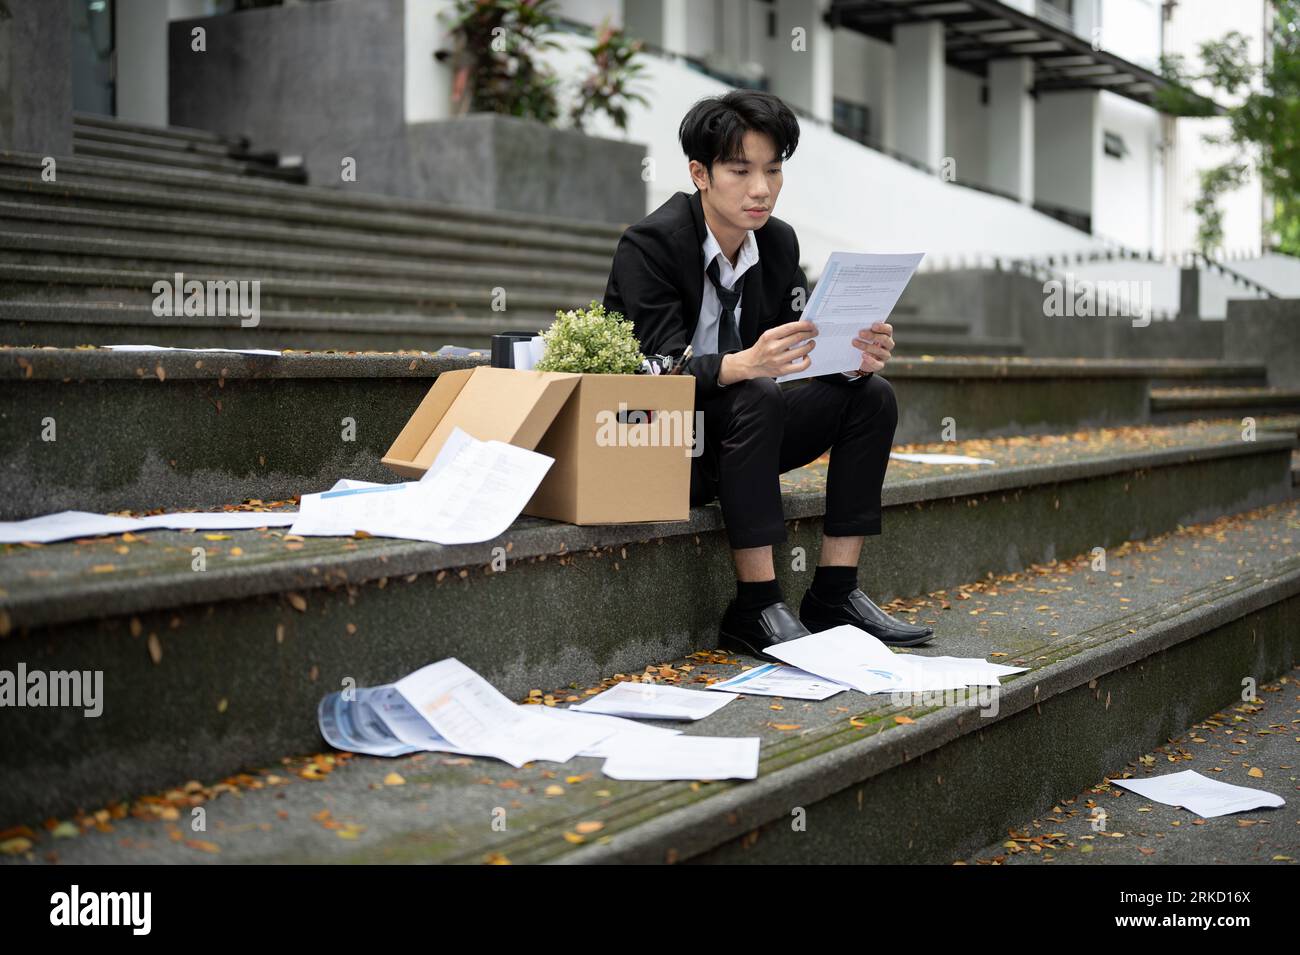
681, 190, 706, 341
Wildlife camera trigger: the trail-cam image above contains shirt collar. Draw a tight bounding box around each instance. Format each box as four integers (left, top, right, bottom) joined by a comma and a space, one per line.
703, 221, 759, 284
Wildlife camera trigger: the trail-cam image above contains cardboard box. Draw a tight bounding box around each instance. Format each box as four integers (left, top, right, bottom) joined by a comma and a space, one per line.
382, 367, 696, 524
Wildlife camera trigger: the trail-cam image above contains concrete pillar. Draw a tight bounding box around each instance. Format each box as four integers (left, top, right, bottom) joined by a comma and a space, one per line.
1179, 267, 1199, 319
988, 57, 1034, 202
771, 0, 833, 123
891, 20, 945, 169
663, 0, 690, 56
405, 0, 455, 123
0, 0, 73, 155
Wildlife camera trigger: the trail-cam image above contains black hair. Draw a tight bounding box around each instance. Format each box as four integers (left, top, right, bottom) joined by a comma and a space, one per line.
678, 89, 800, 180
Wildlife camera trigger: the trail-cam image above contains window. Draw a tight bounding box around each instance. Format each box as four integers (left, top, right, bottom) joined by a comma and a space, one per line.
1103, 131, 1129, 158
832, 98, 871, 146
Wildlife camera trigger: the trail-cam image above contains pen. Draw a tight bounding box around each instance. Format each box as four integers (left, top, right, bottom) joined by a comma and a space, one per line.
669, 345, 693, 374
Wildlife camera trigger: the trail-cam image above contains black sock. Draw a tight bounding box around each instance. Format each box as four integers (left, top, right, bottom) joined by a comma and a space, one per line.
810, 565, 858, 604
735, 578, 783, 614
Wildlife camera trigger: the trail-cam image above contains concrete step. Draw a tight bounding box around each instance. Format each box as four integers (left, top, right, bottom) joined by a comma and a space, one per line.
72, 141, 307, 184
888, 356, 1270, 443
1149, 386, 1300, 423
0, 349, 1282, 519
0, 303, 567, 351
74, 126, 247, 161
0, 232, 613, 292
0, 202, 615, 276
891, 333, 1024, 357
72, 125, 278, 166
2, 498, 1295, 861
0, 414, 1293, 823
0, 264, 604, 320
0, 152, 628, 241
0, 174, 620, 259
73, 112, 249, 150
961, 666, 1298, 864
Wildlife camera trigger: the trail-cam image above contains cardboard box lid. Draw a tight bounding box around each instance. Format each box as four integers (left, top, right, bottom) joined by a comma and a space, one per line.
382, 367, 581, 474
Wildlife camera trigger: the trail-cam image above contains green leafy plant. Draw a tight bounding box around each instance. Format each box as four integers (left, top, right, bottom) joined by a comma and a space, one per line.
1155, 2, 1300, 255
437, 2, 648, 133
534, 301, 646, 374
569, 19, 650, 133
440, 0, 565, 124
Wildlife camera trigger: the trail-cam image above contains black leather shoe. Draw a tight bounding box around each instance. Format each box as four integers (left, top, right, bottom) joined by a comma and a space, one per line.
719, 599, 810, 661
800, 588, 935, 647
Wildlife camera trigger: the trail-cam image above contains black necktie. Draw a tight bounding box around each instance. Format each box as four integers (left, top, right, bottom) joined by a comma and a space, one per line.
706, 257, 746, 353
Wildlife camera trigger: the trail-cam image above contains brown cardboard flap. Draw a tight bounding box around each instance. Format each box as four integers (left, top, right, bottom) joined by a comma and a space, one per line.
381, 367, 580, 478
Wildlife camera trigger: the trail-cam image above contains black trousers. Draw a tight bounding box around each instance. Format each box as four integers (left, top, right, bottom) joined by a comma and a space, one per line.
689, 374, 898, 550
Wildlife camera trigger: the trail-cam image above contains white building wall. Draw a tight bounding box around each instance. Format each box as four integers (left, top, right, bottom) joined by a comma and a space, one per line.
1162, 0, 1268, 255
1093, 91, 1163, 251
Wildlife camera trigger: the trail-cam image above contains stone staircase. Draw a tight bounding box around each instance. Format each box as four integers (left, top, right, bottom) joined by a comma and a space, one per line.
0, 141, 1297, 864
0, 148, 619, 350
72, 113, 307, 184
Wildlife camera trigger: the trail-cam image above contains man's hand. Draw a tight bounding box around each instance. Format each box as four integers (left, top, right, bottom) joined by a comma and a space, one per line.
851, 322, 895, 375
719, 320, 817, 385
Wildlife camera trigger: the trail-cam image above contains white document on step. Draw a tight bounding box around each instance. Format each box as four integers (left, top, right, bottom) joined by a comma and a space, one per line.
525, 705, 684, 758
391, 659, 612, 768
153, 511, 299, 530
890, 452, 996, 466
601, 735, 761, 781
0, 510, 152, 543
104, 344, 283, 356
765, 625, 1015, 694
571, 681, 737, 721
707, 663, 848, 701
289, 426, 552, 544
318, 685, 425, 758
0, 508, 299, 543
777, 251, 925, 383
1109, 770, 1286, 818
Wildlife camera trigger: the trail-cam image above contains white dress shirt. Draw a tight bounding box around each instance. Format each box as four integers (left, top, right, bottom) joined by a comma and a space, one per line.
694, 221, 860, 385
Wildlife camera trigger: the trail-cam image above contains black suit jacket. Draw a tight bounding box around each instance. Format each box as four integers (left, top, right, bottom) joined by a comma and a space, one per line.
602, 189, 868, 404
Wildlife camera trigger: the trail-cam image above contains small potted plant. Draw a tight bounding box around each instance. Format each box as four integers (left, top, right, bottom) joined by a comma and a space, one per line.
535, 301, 646, 374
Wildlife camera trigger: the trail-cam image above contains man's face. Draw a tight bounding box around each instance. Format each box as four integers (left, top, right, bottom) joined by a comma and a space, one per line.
694, 129, 782, 232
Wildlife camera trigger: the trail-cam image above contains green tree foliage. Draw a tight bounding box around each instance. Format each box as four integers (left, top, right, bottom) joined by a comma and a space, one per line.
1156, 2, 1300, 255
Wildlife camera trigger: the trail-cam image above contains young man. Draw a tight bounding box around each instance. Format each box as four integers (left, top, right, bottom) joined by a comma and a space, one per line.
602, 89, 932, 660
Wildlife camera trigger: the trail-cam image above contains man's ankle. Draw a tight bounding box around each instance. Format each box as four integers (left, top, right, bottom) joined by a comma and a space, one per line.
733, 578, 783, 614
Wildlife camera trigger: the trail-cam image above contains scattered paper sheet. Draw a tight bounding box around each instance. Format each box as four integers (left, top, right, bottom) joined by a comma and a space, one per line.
1108, 770, 1286, 818
289, 426, 552, 544
0, 508, 302, 543
778, 251, 925, 383
0, 510, 150, 544
318, 686, 424, 758
152, 511, 299, 530
765, 625, 1022, 694
391, 659, 611, 767
526, 704, 683, 758
707, 663, 848, 701
572, 681, 737, 721
890, 452, 996, 466
105, 344, 283, 356
601, 735, 761, 781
